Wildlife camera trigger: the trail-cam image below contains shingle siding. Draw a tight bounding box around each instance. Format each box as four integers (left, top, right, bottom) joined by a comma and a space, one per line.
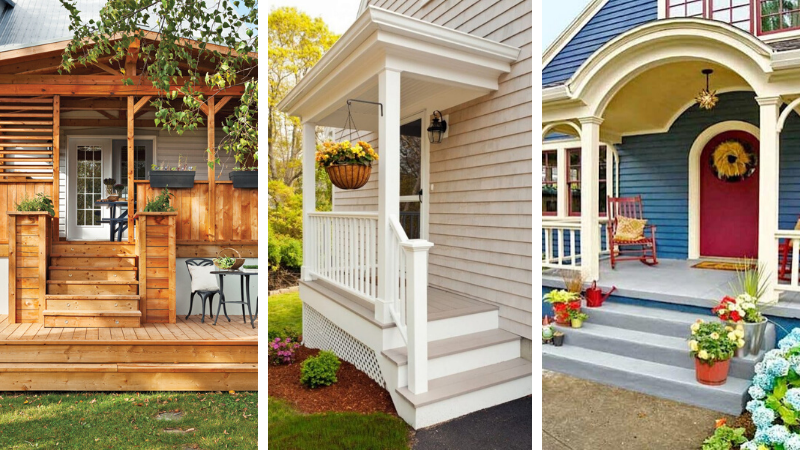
542, 0, 658, 86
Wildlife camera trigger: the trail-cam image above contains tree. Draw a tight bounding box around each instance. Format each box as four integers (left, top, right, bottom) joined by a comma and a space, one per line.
268, 7, 338, 186
58, 0, 258, 166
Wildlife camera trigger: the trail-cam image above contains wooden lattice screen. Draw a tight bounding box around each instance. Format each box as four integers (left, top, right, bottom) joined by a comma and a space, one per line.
0, 97, 56, 181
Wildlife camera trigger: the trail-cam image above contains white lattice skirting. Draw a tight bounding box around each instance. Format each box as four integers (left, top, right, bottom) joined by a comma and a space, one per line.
303, 304, 387, 388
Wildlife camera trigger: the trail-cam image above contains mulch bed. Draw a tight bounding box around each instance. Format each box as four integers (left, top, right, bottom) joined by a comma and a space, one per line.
268, 346, 397, 416
269, 268, 300, 291
731, 411, 755, 439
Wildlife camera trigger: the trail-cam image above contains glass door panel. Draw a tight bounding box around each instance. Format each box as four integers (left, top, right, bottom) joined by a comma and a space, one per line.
76, 146, 102, 226
400, 119, 422, 239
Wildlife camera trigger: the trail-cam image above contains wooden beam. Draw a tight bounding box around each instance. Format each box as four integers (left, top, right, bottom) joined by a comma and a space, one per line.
125, 40, 140, 77
94, 62, 121, 76
207, 96, 216, 240
127, 96, 134, 243
132, 96, 151, 114
96, 110, 118, 120
199, 104, 209, 116
214, 96, 233, 114
0, 74, 242, 85
61, 119, 156, 127
0, 84, 246, 97
8, 215, 15, 324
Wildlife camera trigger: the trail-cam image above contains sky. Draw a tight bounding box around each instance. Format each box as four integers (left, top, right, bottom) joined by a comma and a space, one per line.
542, 0, 592, 52
268, 0, 361, 35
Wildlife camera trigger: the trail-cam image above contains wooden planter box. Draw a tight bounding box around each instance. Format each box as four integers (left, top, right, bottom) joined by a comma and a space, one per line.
8, 212, 52, 324
229, 170, 258, 189
136, 212, 177, 323
149, 170, 195, 188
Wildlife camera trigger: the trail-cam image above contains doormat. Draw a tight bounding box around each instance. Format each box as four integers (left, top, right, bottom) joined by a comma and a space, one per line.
691, 261, 755, 272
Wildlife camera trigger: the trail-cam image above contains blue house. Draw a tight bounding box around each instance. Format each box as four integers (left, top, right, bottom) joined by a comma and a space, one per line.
542, 0, 800, 414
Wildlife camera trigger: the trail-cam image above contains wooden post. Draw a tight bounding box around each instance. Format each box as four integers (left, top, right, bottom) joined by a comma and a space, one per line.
8, 212, 52, 324
301, 122, 316, 282
8, 214, 15, 324
207, 96, 216, 241
376, 68, 401, 324
127, 96, 134, 242
52, 95, 60, 219
401, 239, 433, 395
579, 116, 602, 281
757, 96, 782, 303
136, 212, 177, 323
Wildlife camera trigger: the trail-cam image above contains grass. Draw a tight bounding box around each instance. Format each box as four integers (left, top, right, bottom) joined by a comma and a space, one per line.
0, 391, 257, 449
268, 397, 409, 450
268, 292, 302, 335
267, 292, 411, 449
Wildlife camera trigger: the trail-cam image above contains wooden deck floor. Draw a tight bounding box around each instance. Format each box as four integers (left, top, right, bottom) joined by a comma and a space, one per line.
0, 315, 258, 391
0, 315, 258, 342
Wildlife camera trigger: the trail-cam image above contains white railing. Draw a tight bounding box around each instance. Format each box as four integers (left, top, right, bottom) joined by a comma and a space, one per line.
389, 215, 433, 395
306, 212, 379, 301
542, 217, 611, 270
777, 230, 800, 292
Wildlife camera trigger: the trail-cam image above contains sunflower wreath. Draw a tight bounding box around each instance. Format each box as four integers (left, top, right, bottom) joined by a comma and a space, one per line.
710, 139, 757, 182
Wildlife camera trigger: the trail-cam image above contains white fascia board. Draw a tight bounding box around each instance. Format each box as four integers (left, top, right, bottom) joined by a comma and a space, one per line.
543, 0, 609, 68
542, 84, 571, 103
771, 49, 800, 71
277, 6, 520, 120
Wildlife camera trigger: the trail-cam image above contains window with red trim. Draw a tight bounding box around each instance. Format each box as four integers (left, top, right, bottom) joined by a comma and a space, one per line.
711, 0, 753, 32
667, 0, 706, 17
567, 148, 608, 217
759, 0, 800, 34
542, 151, 557, 215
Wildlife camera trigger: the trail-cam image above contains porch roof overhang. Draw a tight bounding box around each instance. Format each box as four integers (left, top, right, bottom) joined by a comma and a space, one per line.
277, 6, 520, 130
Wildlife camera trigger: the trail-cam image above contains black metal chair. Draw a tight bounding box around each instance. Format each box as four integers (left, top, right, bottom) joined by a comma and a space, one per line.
185, 258, 226, 323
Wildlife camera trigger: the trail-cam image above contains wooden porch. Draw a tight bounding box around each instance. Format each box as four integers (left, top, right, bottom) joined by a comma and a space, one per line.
0, 314, 257, 390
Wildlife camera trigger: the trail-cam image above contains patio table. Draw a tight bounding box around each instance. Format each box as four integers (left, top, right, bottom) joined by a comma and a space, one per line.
211, 270, 257, 328
95, 200, 134, 242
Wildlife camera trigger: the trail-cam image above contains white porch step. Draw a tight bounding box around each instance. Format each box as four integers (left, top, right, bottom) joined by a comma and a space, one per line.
396, 358, 531, 429
543, 345, 750, 415
554, 322, 762, 380
383, 329, 520, 385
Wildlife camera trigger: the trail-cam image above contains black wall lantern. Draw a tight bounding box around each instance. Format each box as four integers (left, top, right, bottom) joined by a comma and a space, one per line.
427, 110, 447, 143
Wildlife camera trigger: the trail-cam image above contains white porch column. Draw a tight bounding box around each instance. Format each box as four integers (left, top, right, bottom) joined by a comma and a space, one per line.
376, 68, 401, 324
301, 122, 317, 282
757, 96, 781, 302
579, 117, 602, 281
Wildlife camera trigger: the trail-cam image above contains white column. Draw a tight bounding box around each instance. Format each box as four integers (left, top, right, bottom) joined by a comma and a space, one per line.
556, 146, 568, 216
579, 117, 602, 281
301, 122, 317, 282
376, 69, 401, 324
757, 96, 782, 303
401, 239, 434, 394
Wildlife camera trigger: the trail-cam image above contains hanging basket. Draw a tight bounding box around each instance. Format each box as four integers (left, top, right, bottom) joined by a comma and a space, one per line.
326, 163, 372, 190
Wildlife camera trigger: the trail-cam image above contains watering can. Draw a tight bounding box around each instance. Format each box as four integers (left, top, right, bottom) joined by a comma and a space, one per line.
585, 281, 615, 308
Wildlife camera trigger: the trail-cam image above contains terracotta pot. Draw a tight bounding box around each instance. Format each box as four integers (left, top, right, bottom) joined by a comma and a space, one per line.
554, 311, 571, 326
571, 318, 583, 328
695, 357, 731, 386
326, 163, 371, 190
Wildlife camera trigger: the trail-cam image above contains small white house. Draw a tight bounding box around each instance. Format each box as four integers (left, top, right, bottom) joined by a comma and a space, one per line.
278, 2, 532, 428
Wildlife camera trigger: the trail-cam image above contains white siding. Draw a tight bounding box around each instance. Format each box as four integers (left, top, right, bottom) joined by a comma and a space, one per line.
333, 0, 533, 339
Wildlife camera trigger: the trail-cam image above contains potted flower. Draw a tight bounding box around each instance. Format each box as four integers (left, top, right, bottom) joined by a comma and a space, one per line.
569, 309, 588, 328
113, 183, 125, 200
103, 178, 116, 198
552, 331, 565, 347
316, 140, 379, 190
713, 261, 776, 356
543, 290, 580, 326
689, 319, 744, 386
149, 155, 195, 188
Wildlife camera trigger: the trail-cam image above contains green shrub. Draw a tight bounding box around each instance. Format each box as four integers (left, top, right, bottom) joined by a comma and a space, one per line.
269, 230, 302, 271
300, 350, 341, 388
143, 187, 176, 212
16, 193, 54, 216
701, 425, 746, 450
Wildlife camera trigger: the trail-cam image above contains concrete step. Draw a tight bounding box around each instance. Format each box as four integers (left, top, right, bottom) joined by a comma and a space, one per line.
543, 345, 750, 415
553, 322, 762, 380
383, 329, 520, 385
396, 357, 531, 429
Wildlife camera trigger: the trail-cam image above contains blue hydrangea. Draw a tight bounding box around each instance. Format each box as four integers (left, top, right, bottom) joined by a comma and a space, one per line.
750, 385, 767, 400
754, 373, 776, 391
786, 434, 800, 450
740, 442, 760, 450
755, 361, 765, 375
767, 358, 791, 378
747, 399, 766, 413
779, 337, 800, 350
752, 406, 777, 429
754, 428, 770, 444
765, 349, 786, 362
786, 389, 800, 411
767, 425, 791, 444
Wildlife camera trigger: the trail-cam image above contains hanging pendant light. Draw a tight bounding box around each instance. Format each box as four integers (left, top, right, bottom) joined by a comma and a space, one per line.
696, 69, 719, 110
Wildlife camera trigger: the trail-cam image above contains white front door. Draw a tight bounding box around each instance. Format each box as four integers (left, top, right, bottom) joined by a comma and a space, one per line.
399, 113, 429, 240
67, 138, 113, 240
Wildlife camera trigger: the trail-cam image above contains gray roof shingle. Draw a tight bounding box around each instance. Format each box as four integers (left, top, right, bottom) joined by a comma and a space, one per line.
0, 0, 104, 52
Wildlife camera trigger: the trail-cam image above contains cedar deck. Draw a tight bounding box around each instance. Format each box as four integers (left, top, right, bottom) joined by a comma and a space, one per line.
0, 314, 258, 391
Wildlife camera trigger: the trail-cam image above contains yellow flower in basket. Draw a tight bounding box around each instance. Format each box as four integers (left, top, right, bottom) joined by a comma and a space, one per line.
315, 140, 379, 168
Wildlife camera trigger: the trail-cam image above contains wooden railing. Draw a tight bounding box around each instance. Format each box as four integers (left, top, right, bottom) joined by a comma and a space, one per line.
777, 230, 800, 292
305, 212, 379, 301
542, 217, 610, 270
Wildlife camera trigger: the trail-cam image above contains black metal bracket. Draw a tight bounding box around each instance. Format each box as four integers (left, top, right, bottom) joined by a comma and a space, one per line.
347, 99, 383, 117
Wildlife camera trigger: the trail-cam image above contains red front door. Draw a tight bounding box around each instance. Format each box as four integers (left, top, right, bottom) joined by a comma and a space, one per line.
700, 130, 760, 259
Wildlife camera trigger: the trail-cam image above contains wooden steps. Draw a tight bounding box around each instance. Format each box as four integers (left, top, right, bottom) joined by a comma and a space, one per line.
44, 247, 142, 328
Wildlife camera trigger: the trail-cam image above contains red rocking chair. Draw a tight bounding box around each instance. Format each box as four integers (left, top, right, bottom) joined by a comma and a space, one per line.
607, 196, 658, 269
779, 216, 800, 282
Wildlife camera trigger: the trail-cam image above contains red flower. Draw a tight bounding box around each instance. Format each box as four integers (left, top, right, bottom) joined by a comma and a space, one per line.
719, 312, 729, 321
712, 304, 722, 313
568, 301, 581, 311
553, 303, 567, 311
729, 311, 742, 322
721, 296, 736, 304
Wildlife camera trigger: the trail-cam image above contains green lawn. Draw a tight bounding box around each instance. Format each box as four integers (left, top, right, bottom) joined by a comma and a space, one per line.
0, 391, 257, 449
268, 397, 409, 450
267, 292, 411, 449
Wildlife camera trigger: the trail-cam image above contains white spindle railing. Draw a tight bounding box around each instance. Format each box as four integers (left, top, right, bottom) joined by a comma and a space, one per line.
542, 218, 612, 270
306, 212, 379, 301
777, 230, 800, 292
